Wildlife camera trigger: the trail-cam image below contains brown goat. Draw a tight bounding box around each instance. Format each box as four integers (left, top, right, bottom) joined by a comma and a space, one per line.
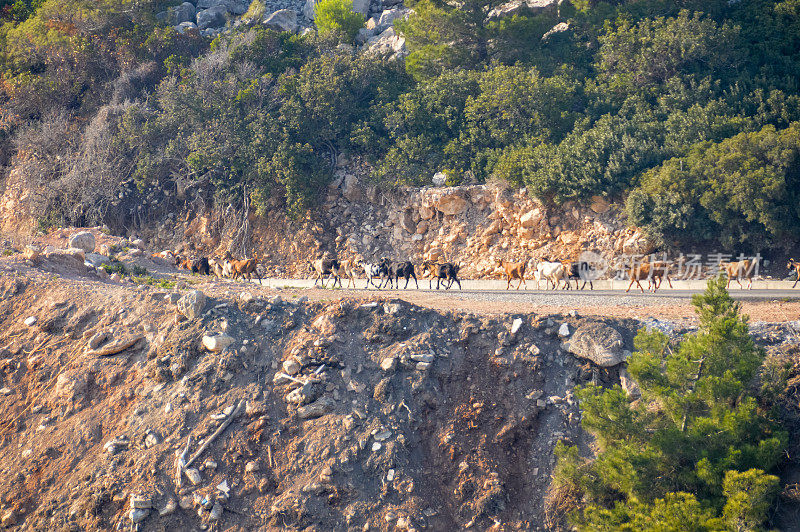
223, 252, 261, 283
720, 260, 754, 289
626, 260, 674, 293
498, 259, 527, 290
788, 258, 800, 288
336, 259, 360, 289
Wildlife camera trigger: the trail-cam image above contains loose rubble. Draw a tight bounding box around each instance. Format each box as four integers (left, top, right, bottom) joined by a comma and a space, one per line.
0, 262, 796, 530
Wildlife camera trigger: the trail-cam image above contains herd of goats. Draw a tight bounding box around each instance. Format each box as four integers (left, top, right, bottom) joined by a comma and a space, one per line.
173, 253, 800, 292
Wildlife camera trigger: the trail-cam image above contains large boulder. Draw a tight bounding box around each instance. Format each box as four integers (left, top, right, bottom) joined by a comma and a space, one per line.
622, 230, 655, 255
45, 249, 86, 272
173, 2, 196, 23
435, 192, 468, 216
196, 5, 227, 29
175, 21, 198, 33
399, 210, 416, 233
302, 0, 316, 20
197, 0, 249, 13
487, 0, 525, 19
177, 290, 207, 320
542, 21, 570, 41
488, 0, 558, 18
342, 174, 363, 201
69, 231, 95, 253
589, 195, 610, 214
519, 208, 542, 228
263, 9, 298, 32
562, 321, 627, 367
351, 0, 370, 16
85, 253, 110, 268
364, 27, 407, 58
418, 203, 435, 220
377, 7, 411, 31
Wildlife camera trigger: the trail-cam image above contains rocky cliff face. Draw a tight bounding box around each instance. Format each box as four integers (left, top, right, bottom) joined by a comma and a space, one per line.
139, 170, 654, 278
0, 157, 654, 278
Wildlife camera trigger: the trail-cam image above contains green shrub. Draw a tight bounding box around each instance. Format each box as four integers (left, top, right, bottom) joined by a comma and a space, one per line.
627, 123, 800, 251
313, 0, 364, 43
553, 276, 787, 530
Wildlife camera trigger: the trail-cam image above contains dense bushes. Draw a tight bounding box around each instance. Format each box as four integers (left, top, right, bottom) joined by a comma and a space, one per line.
627, 124, 800, 250
2, 0, 800, 246
314, 0, 365, 43
552, 277, 786, 530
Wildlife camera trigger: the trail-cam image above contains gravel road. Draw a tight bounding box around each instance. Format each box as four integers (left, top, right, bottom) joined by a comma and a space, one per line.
241, 279, 800, 322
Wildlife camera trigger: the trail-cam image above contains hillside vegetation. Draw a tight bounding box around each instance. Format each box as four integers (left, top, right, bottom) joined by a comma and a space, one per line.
1, 0, 800, 251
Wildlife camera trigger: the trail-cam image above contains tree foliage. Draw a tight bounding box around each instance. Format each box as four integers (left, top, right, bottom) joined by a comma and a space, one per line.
553, 277, 786, 530
3, 0, 800, 244
313, 0, 365, 43
627, 123, 800, 251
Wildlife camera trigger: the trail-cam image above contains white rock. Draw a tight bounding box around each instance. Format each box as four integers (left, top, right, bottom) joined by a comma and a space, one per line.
263, 8, 298, 32
177, 290, 206, 319
380, 357, 398, 371
23, 316, 37, 326
129, 508, 149, 524
185, 468, 202, 485
510, 318, 523, 335
557, 323, 570, 337
282, 358, 301, 375
202, 334, 234, 352
69, 231, 95, 253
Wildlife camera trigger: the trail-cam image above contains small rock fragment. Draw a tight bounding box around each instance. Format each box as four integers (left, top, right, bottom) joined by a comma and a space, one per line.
185, 468, 202, 485
202, 334, 234, 352
209, 502, 223, 521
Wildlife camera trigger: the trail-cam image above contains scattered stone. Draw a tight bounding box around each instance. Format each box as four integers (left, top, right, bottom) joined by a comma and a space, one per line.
557, 323, 570, 337
510, 317, 523, 335
159, 498, 177, 517
0, 509, 16, 527
373, 429, 392, 442
202, 334, 234, 352
562, 321, 627, 367
209, 502, 223, 521
145, 431, 160, 448
87, 331, 110, 349
103, 435, 129, 455
84, 335, 143, 357
380, 357, 398, 372
129, 508, 149, 524
297, 396, 335, 419
282, 358, 301, 375
23, 245, 40, 262
130, 495, 152, 509
178, 290, 207, 319
69, 231, 96, 253
185, 468, 202, 485
23, 316, 37, 327
245, 460, 260, 473
0, 387, 11, 396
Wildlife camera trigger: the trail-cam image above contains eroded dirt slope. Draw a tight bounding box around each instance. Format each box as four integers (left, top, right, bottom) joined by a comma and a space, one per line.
0, 264, 647, 531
